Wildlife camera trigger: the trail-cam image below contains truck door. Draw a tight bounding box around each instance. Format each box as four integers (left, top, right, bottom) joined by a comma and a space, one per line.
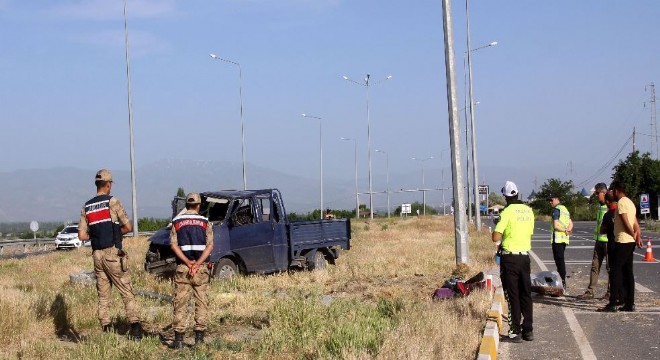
268, 191, 288, 269
228, 197, 276, 272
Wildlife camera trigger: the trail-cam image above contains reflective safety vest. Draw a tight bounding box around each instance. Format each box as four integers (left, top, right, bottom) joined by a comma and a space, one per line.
551, 204, 571, 244
172, 213, 209, 264
84, 194, 122, 250
594, 204, 608, 242
497, 203, 535, 252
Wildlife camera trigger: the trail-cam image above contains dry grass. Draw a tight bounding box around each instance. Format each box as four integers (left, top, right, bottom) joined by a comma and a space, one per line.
0, 216, 495, 359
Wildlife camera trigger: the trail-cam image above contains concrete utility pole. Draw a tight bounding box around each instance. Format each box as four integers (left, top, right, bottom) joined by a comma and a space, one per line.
123, 0, 138, 234
465, 0, 482, 231
648, 83, 658, 159
442, 0, 469, 264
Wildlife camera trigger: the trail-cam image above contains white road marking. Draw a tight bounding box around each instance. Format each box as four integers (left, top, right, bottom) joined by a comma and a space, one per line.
529, 249, 597, 360
635, 282, 654, 293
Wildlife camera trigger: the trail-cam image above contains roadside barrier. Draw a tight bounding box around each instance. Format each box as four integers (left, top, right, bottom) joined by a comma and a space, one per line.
478, 275, 506, 360
643, 238, 656, 262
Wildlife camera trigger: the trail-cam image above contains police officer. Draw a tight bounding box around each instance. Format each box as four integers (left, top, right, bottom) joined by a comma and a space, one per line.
492, 181, 535, 343
170, 193, 214, 349
548, 193, 573, 294
78, 169, 142, 340
577, 183, 609, 300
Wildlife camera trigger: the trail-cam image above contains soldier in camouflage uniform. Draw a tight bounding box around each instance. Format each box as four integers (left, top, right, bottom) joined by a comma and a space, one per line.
169, 193, 214, 349
78, 169, 142, 340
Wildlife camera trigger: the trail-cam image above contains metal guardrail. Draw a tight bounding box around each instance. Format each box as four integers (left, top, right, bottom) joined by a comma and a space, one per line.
0, 231, 156, 255
0, 238, 54, 255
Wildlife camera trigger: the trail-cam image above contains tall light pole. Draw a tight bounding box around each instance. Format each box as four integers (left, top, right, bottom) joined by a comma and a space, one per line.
375, 149, 390, 218
209, 53, 247, 190
123, 0, 138, 234
461, 100, 481, 222
343, 74, 392, 220
302, 114, 323, 218
440, 149, 449, 216
466, 0, 497, 231
341, 137, 360, 219
412, 156, 434, 216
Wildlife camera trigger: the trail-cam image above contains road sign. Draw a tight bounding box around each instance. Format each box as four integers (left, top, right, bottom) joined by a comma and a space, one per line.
29, 221, 39, 232
640, 193, 650, 215
401, 203, 412, 215
478, 185, 489, 195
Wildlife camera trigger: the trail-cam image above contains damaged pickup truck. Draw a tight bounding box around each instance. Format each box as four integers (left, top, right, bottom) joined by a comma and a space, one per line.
144, 189, 351, 278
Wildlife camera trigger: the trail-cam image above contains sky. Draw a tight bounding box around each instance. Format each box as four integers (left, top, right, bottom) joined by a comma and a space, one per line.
1, 0, 660, 207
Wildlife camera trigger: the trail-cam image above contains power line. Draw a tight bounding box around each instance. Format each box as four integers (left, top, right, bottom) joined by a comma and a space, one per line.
575, 133, 632, 189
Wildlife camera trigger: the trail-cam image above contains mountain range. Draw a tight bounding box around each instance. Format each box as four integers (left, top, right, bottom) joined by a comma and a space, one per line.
0, 158, 556, 223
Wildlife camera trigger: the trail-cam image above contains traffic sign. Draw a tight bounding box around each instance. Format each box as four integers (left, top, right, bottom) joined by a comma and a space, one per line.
478, 185, 489, 195
401, 203, 412, 215
29, 221, 39, 232
640, 193, 650, 215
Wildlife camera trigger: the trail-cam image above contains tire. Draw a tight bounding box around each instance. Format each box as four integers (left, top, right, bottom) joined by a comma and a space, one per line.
308, 250, 328, 271
214, 258, 239, 279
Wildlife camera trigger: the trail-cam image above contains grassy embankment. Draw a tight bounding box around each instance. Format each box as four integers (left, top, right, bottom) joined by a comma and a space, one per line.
0, 216, 495, 359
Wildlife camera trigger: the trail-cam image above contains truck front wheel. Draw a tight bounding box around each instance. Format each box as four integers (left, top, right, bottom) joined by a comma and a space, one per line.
214, 258, 239, 279
308, 250, 328, 271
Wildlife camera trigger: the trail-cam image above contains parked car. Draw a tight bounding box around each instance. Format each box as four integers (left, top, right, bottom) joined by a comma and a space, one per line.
55, 224, 82, 250
145, 189, 351, 278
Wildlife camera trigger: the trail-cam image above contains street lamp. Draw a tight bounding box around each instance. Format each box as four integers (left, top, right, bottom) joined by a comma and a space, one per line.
375, 149, 390, 218
343, 73, 392, 220
302, 114, 323, 219
340, 137, 360, 219
464, 20, 497, 230
209, 53, 247, 190
123, 0, 138, 233
412, 156, 434, 216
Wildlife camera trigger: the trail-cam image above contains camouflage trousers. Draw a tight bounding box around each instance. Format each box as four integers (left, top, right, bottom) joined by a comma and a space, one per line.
173, 263, 210, 332
93, 247, 140, 325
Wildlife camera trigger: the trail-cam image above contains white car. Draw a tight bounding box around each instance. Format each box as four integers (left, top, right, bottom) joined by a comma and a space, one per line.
55, 225, 82, 250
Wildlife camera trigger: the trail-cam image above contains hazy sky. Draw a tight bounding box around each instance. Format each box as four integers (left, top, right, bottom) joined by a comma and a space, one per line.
1, 0, 659, 200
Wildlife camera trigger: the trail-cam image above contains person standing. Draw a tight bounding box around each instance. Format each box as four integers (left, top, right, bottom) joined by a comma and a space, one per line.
492, 181, 535, 343
548, 194, 573, 294
599, 181, 643, 312
599, 190, 618, 301
78, 169, 142, 340
170, 193, 214, 349
577, 183, 610, 300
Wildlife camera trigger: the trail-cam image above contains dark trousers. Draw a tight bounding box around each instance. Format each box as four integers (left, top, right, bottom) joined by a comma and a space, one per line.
552, 242, 567, 287
500, 254, 533, 335
586, 241, 608, 295
608, 242, 636, 307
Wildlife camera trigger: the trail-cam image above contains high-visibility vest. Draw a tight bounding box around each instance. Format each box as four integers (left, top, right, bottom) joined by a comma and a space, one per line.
593, 204, 608, 242
172, 212, 209, 264
551, 204, 571, 244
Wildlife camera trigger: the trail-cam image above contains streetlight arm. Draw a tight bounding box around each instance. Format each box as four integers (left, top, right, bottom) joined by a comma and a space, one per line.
209, 53, 240, 66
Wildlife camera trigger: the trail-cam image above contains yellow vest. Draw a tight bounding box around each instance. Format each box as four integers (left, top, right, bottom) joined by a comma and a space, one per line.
494, 203, 534, 252
551, 204, 570, 244
594, 204, 608, 242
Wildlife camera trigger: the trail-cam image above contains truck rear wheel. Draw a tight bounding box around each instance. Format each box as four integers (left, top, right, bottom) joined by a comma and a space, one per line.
308, 250, 328, 271
214, 258, 239, 279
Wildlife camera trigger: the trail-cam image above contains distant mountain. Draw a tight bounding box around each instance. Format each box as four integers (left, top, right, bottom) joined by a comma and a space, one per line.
0, 160, 355, 223
0, 159, 562, 223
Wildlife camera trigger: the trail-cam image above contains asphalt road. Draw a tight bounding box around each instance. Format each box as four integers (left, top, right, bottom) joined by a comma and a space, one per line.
499, 221, 660, 360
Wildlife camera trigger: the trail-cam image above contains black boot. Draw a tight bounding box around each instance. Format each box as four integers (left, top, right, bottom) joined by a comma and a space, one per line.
129, 322, 143, 341
170, 331, 184, 349
194, 330, 205, 345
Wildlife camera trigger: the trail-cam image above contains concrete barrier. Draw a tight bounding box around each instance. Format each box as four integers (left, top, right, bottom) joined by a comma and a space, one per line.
478, 273, 506, 360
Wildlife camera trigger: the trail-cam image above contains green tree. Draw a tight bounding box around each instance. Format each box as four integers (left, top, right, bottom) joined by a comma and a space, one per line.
176, 187, 186, 197
612, 151, 660, 218
488, 192, 505, 207
530, 178, 574, 215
